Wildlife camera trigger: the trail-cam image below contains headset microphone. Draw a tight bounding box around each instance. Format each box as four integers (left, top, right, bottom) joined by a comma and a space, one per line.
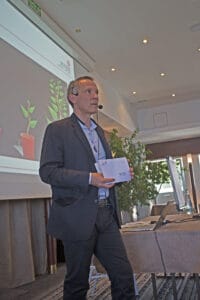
72, 87, 79, 96
98, 104, 103, 109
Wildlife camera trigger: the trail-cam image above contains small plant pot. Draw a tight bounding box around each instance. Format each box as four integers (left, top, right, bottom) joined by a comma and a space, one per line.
20, 132, 35, 160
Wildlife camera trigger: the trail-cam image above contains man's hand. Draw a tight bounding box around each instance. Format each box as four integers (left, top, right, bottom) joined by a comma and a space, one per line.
91, 173, 115, 188
129, 167, 134, 180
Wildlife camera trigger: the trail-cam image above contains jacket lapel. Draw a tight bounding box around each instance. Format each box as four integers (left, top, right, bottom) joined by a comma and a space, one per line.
71, 114, 96, 163
70, 113, 112, 161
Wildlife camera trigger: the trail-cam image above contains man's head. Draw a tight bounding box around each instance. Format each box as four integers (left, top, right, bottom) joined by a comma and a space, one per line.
67, 76, 95, 103
67, 76, 99, 116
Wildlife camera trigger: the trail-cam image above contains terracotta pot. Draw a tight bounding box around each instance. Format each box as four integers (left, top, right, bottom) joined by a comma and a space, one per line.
20, 133, 35, 160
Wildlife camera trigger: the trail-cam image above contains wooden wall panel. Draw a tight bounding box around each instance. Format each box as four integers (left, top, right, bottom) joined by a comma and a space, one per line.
146, 137, 200, 160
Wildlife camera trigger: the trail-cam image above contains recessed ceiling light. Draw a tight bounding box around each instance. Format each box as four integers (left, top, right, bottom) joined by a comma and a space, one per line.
111, 67, 116, 72
172, 93, 176, 97
160, 72, 166, 77
197, 48, 200, 52
132, 91, 137, 95
142, 38, 148, 44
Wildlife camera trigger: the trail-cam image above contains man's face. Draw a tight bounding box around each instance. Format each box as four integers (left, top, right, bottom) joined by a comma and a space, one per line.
72, 79, 99, 115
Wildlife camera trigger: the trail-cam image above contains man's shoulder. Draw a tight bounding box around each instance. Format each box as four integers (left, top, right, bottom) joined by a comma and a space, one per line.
47, 116, 72, 128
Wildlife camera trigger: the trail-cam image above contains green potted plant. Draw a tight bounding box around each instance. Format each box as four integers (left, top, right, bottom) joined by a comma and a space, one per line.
19, 99, 38, 160
109, 129, 170, 219
47, 79, 69, 123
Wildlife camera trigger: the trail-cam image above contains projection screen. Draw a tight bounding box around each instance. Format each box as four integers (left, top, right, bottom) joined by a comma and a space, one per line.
0, 0, 75, 199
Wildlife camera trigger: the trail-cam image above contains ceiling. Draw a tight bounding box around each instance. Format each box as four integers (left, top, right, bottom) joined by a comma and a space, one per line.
29, 0, 200, 140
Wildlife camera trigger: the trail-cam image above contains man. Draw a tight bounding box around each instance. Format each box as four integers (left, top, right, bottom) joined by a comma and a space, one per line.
39, 76, 136, 300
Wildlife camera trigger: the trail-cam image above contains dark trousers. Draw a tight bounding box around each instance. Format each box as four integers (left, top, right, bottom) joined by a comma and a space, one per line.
62, 206, 136, 300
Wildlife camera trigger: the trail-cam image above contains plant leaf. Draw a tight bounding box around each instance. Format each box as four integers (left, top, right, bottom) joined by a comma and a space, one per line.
29, 120, 38, 128
20, 105, 29, 118
50, 96, 56, 103
48, 106, 58, 120
51, 103, 59, 112
28, 105, 35, 114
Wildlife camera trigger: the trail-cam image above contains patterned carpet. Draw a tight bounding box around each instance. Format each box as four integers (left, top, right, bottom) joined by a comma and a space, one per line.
1, 266, 199, 299
40, 272, 200, 300
87, 273, 200, 300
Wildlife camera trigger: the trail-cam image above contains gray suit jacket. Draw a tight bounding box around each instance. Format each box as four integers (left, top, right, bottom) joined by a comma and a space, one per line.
39, 113, 121, 241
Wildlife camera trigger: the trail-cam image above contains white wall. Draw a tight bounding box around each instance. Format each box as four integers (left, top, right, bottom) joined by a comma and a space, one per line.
135, 98, 200, 142
137, 98, 200, 131
91, 72, 136, 132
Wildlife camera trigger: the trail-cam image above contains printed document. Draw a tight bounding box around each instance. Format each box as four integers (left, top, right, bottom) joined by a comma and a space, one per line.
95, 157, 131, 183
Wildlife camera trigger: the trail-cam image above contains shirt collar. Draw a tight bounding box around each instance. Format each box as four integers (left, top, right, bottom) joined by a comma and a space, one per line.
74, 114, 97, 130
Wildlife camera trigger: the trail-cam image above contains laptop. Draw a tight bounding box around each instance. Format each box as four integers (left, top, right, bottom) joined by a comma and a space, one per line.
122, 201, 173, 232
153, 201, 174, 230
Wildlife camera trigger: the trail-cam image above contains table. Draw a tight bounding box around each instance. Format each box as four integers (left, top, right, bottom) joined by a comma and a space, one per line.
122, 214, 200, 273
122, 214, 200, 299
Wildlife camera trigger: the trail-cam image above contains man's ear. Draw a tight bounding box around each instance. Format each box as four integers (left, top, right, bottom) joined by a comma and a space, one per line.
68, 93, 77, 105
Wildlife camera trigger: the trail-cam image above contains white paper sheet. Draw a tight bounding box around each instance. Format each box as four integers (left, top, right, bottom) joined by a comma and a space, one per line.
95, 157, 131, 183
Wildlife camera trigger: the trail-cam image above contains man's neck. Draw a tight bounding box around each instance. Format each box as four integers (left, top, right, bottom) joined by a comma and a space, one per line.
74, 112, 91, 128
